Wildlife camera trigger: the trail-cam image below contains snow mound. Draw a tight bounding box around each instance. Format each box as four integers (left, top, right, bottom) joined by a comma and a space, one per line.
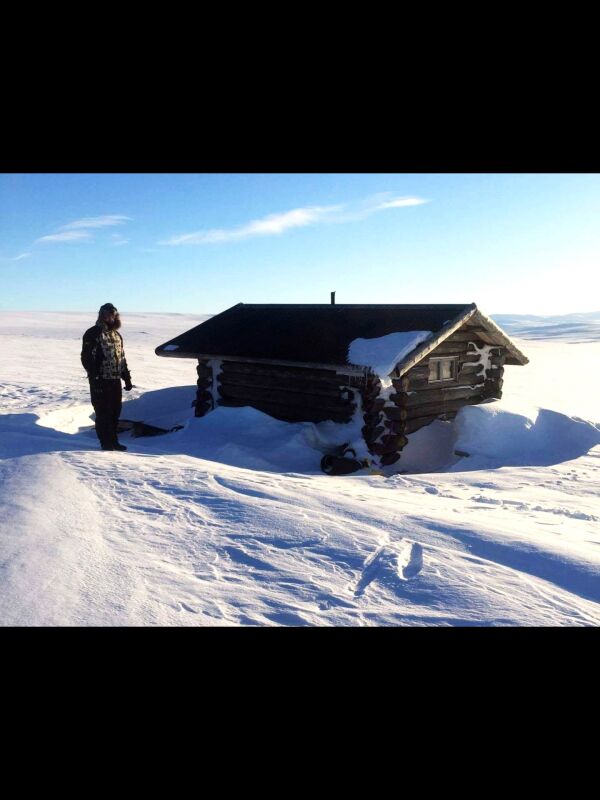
119, 387, 600, 475
120, 386, 369, 474
347, 331, 432, 377
452, 405, 600, 469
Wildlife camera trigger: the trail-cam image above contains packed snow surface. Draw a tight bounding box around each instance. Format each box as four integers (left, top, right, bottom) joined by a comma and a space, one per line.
1, 311, 600, 626
347, 331, 432, 377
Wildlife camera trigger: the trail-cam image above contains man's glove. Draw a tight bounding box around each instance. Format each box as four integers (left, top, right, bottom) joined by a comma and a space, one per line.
124, 378, 133, 391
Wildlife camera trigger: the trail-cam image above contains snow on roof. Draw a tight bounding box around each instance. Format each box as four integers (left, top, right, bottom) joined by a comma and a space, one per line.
347, 331, 432, 377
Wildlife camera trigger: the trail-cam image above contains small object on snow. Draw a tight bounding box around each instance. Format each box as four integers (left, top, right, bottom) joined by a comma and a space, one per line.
321, 454, 368, 475
132, 421, 184, 438
454, 449, 470, 457
117, 419, 184, 437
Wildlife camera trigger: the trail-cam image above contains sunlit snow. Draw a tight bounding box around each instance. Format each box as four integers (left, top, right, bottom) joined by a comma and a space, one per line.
1, 311, 599, 626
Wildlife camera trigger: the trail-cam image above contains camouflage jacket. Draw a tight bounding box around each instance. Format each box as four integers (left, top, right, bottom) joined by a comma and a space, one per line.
81, 322, 132, 383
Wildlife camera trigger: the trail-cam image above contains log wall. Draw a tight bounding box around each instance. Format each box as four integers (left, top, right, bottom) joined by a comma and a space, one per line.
360, 325, 507, 466
214, 361, 357, 424
397, 324, 505, 435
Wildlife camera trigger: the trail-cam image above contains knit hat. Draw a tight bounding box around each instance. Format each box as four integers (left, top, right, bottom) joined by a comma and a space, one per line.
99, 303, 118, 314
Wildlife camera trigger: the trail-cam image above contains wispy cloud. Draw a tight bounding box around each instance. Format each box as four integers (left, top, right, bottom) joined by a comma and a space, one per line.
12, 252, 32, 261
160, 193, 429, 246
110, 233, 129, 246
60, 215, 131, 230
161, 205, 341, 246
374, 196, 428, 210
30, 214, 131, 248
34, 230, 93, 244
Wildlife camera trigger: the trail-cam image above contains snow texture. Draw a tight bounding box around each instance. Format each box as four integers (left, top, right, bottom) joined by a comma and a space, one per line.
347, 331, 432, 378
1, 311, 600, 626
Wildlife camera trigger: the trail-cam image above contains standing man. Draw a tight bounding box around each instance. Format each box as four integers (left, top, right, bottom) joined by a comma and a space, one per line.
81, 303, 133, 451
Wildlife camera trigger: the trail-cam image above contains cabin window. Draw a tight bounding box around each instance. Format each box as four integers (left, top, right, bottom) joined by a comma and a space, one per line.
428, 357, 458, 383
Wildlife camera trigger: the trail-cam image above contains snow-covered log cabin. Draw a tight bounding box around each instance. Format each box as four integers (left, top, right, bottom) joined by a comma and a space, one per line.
155, 303, 528, 468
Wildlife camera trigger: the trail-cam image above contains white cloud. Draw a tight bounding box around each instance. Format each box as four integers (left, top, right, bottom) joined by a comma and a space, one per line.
159, 194, 429, 246
60, 215, 131, 230
35, 231, 93, 244
161, 205, 341, 246
111, 234, 129, 246
12, 252, 32, 261
31, 215, 131, 247
375, 196, 429, 210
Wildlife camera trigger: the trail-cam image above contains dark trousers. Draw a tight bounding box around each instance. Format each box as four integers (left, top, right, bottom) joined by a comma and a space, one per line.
90, 378, 122, 448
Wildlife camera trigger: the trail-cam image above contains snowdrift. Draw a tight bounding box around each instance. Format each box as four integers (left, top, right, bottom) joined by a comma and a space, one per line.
115, 387, 600, 475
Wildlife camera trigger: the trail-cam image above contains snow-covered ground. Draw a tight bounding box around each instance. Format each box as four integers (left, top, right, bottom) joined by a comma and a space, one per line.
1, 311, 599, 626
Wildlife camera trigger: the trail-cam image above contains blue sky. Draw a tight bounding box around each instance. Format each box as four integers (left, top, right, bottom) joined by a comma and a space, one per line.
1, 173, 598, 315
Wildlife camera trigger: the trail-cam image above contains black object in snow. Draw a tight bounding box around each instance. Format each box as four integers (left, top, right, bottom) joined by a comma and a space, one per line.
117, 419, 184, 437
321, 454, 368, 476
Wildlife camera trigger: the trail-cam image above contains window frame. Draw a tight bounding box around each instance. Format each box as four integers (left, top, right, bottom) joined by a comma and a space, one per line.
428, 356, 459, 384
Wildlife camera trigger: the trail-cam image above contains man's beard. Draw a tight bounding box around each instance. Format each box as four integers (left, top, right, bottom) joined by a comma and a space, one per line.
106, 316, 122, 330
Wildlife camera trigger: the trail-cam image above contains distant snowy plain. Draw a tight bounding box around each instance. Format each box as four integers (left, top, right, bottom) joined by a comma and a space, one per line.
1, 310, 599, 626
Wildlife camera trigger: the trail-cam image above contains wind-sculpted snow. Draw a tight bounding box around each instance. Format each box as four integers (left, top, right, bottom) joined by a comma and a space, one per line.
1, 311, 600, 626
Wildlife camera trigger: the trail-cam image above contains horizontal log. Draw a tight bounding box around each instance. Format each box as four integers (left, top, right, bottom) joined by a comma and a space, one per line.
459, 353, 483, 364
444, 331, 488, 343
458, 363, 485, 374
428, 342, 469, 355
401, 377, 429, 390
218, 373, 347, 399
405, 395, 484, 419
196, 364, 213, 378
405, 365, 429, 377
489, 355, 506, 366
218, 384, 354, 414
403, 384, 484, 407
220, 361, 353, 386
403, 373, 485, 392
217, 398, 353, 424
195, 389, 213, 403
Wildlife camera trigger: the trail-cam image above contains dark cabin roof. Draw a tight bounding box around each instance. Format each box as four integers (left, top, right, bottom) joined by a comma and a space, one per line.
155, 303, 482, 368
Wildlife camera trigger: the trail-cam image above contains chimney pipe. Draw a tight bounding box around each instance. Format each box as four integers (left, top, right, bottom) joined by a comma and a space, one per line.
331, 291, 335, 305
